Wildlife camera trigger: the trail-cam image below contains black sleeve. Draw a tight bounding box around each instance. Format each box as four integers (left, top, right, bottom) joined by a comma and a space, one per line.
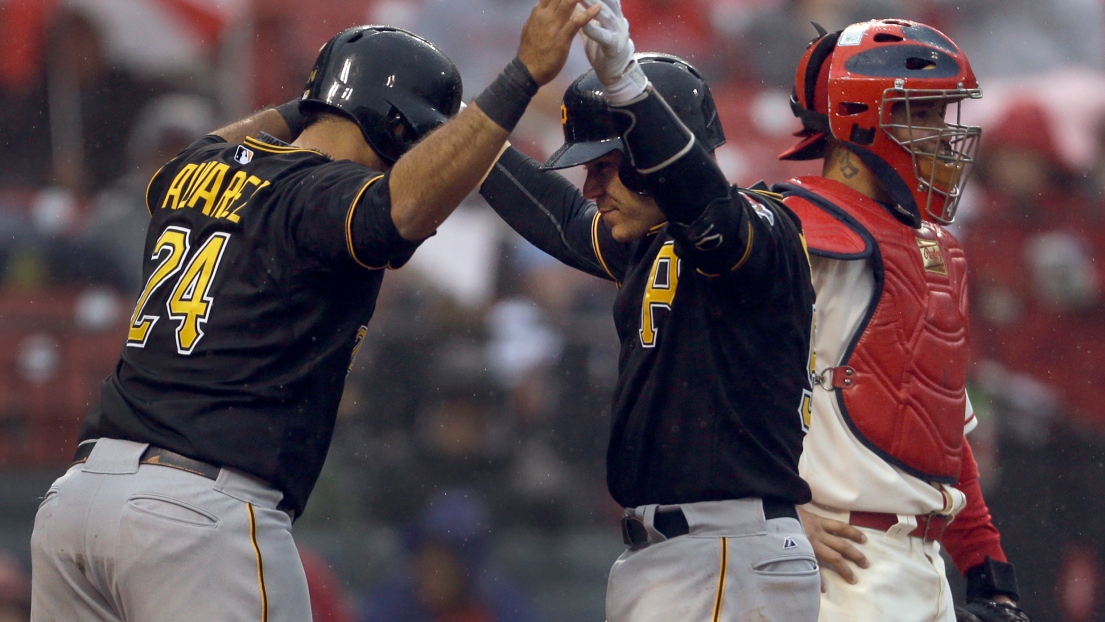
288, 161, 421, 270
664, 188, 809, 281
609, 86, 730, 224
611, 89, 808, 283
183, 134, 226, 152
479, 146, 629, 282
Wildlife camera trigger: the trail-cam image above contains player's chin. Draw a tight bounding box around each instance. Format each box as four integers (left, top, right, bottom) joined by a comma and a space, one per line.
609, 220, 649, 243
603, 215, 629, 242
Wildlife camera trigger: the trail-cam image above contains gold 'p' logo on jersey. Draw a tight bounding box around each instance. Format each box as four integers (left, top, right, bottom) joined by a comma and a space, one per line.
561, 104, 568, 125
916, 238, 947, 275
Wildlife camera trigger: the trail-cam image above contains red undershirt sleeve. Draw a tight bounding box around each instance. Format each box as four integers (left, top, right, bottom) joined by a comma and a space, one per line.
943, 437, 1007, 574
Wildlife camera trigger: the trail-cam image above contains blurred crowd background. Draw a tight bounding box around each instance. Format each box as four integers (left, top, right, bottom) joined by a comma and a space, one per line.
1, 0, 1104, 620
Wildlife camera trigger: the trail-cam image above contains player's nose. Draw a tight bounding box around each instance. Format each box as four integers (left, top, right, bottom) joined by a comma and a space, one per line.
583, 172, 605, 202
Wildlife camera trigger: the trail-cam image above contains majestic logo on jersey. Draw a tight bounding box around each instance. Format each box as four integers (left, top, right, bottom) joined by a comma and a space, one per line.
234, 145, 254, 165
640, 242, 680, 347
916, 237, 947, 275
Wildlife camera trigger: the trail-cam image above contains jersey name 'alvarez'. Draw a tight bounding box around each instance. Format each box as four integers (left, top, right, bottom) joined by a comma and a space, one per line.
158, 158, 272, 222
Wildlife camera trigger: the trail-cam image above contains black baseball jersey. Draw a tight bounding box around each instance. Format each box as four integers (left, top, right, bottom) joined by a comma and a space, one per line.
80, 133, 421, 517
481, 147, 815, 508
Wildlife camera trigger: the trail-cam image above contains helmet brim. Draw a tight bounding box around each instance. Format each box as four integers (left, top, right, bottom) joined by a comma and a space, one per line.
778, 131, 828, 161
542, 137, 623, 170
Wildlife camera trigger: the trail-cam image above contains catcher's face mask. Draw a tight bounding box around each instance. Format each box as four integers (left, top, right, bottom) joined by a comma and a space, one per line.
783, 19, 982, 225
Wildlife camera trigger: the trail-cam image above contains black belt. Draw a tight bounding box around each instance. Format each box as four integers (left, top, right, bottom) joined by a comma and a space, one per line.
621, 498, 799, 546
71, 441, 298, 520
71, 441, 221, 481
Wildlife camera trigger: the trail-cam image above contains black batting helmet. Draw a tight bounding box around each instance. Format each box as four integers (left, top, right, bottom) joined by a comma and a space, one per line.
544, 53, 725, 170
300, 26, 463, 164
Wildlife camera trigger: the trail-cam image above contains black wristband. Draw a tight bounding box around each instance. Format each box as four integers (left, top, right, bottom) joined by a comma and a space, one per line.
275, 99, 308, 138
474, 57, 539, 132
966, 556, 1021, 602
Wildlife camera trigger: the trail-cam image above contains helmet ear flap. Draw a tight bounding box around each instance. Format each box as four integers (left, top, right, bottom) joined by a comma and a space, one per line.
799, 28, 841, 115
779, 27, 841, 161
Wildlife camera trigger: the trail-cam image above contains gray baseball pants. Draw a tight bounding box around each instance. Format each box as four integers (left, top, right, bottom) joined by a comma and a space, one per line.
30, 438, 311, 621
608, 498, 821, 621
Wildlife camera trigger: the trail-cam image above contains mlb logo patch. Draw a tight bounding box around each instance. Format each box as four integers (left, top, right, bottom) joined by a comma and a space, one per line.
234, 145, 254, 165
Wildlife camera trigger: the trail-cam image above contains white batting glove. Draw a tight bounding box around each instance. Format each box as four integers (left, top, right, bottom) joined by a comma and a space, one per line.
579, 0, 648, 105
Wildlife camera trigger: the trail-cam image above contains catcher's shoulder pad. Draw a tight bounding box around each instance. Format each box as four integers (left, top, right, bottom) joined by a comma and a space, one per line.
781, 193, 868, 256
961, 600, 1032, 622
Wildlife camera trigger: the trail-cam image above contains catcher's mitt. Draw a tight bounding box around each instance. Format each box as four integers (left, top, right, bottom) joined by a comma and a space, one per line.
956, 600, 1032, 622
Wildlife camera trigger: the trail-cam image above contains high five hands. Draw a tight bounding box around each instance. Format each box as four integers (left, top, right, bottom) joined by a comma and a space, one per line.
518, 0, 602, 86
578, 0, 648, 104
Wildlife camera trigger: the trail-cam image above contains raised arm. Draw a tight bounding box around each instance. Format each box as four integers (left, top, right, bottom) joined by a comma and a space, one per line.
579, 0, 731, 218
481, 146, 623, 280
210, 102, 301, 144
579, 0, 807, 280
388, 0, 600, 241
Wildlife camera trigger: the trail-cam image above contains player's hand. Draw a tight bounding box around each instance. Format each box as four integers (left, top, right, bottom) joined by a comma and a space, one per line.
579, 0, 633, 83
518, 0, 601, 86
798, 507, 870, 588
578, 0, 647, 104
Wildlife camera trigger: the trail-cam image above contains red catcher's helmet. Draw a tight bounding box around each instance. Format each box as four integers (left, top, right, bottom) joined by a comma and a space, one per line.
781, 19, 982, 225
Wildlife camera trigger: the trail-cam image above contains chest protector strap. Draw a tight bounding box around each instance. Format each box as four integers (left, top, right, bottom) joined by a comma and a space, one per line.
778, 177, 968, 482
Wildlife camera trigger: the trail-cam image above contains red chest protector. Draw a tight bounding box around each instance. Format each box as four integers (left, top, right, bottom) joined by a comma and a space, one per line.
778, 177, 968, 483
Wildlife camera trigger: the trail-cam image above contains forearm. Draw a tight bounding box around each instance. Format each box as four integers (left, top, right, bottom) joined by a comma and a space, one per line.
610, 86, 730, 223
388, 103, 511, 240
944, 439, 1007, 574
481, 146, 611, 278
388, 0, 599, 242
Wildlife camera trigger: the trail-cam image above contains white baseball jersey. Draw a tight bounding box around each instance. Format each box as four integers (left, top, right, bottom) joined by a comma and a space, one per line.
799, 254, 975, 520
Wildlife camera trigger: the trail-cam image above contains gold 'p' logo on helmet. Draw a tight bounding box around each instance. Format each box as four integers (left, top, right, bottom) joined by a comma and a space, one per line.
561, 104, 568, 126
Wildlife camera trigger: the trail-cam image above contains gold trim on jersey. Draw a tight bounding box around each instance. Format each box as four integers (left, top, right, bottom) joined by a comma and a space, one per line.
145, 162, 169, 216
712, 537, 729, 621
693, 218, 756, 278
746, 187, 785, 201
247, 503, 269, 622
729, 220, 755, 272
591, 211, 619, 284
243, 136, 317, 155
345, 174, 389, 269
717, 189, 783, 274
